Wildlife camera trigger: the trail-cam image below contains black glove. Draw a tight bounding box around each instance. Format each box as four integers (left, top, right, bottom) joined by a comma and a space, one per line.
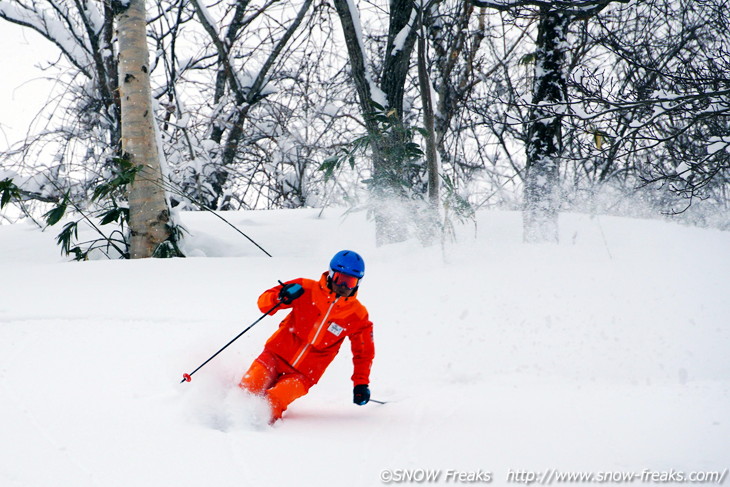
278, 282, 304, 304
353, 384, 370, 405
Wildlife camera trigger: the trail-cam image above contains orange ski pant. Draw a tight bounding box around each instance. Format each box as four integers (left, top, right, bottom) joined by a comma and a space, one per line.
239, 351, 308, 421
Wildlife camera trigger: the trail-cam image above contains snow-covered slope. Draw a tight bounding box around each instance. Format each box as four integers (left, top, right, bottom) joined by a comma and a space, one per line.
1, 209, 728, 486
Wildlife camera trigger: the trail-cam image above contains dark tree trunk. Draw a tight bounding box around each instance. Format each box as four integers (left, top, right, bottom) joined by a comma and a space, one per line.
523, 8, 569, 243
333, 0, 419, 246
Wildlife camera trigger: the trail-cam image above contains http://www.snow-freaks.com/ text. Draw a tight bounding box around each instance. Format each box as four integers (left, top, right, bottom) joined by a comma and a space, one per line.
378, 467, 728, 484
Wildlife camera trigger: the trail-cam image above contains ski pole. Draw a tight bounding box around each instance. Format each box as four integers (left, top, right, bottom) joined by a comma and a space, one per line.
181, 301, 282, 384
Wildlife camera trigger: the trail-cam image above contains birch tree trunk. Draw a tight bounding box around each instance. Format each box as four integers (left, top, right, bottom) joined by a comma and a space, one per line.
117, 0, 174, 258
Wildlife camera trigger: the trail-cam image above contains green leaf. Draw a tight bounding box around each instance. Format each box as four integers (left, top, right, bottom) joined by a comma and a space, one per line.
319, 155, 340, 170
43, 198, 68, 226
92, 183, 112, 202
92, 155, 141, 202
413, 127, 430, 138
56, 221, 79, 256
99, 207, 123, 225
369, 101, 385, 112
519, 52, 536, 65
440, 174, 475, 221
319, 156, 341, 181
405, 142, 425, 157
152, 236, 185, 259
70, 246, 87, 261
0, 178, 21, 208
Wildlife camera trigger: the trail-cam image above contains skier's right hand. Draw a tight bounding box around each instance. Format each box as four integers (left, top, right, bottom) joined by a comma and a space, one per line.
278, 283, 304, 304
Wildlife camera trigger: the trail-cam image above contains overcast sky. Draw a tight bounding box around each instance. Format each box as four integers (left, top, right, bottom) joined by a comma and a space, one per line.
0, 22, 57, 153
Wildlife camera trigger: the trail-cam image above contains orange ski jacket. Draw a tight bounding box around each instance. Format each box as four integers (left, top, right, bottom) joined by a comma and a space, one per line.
257, 273, 375, 388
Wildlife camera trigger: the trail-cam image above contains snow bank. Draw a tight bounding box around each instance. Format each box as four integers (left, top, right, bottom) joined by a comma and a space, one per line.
1, 209, 728, 486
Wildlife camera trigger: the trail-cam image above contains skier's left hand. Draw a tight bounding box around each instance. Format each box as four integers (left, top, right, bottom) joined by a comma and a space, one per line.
353, 384, 370, 405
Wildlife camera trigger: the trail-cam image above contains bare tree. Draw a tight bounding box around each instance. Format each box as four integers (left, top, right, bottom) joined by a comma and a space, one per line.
0, 0, 120, 207
472, 0, 629, 242
4, 0, 729, 247
167, 0, 315, 211
572, 0, 730, 223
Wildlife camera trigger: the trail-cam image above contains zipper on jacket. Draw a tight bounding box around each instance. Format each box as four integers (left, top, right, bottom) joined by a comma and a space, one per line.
291, 296, 339, 369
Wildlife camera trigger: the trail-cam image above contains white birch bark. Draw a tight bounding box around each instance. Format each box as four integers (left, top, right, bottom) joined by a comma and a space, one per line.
117, 0, 173, 258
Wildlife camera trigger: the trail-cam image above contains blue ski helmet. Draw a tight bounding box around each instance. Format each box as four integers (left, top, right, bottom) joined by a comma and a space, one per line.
329, 250, 365, 279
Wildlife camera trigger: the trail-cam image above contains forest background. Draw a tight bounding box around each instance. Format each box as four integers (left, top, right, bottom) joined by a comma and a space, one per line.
1, 0, 728, 258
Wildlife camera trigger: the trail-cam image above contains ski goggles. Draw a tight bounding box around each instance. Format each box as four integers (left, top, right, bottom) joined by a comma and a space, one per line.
330, 271, 360, 289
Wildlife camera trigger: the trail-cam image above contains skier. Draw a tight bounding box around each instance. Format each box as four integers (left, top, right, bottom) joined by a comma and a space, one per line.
239, 250, 375, 423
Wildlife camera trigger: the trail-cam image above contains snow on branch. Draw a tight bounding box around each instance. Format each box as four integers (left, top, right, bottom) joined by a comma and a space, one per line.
469, 0, 631, 18
333, 0, 387, 109
390, 6, 417, 56
0, 0, 95, 77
